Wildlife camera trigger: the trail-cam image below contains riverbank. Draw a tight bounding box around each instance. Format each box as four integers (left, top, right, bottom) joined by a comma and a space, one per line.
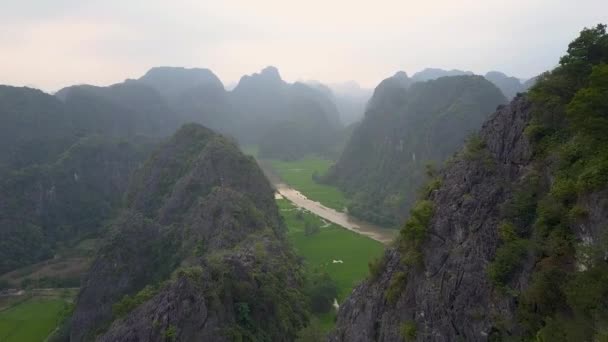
258, 158, 397, 244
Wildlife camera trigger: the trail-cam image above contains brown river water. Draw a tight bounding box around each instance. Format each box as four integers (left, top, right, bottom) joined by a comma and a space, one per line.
258, 161, 398, 245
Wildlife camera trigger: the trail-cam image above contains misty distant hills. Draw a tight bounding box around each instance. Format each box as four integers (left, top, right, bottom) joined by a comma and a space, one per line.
53, 66, 345, 160
411, 68, 475, 82
307, 80, 373, 125
57, 81, 176, 137
230, 66, 342, 159
411, 67, 537, 100
137, 66, 225, 102
484, 70, 527, 99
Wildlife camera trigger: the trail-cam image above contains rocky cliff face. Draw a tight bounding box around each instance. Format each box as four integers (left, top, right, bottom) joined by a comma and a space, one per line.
325, 73, 506, 226
70, 124, 307, 341
331, 92, 608, 341
329, 96, 533, 342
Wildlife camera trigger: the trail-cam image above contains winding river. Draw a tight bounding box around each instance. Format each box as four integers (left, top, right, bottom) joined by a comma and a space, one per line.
259, 161, 398, 245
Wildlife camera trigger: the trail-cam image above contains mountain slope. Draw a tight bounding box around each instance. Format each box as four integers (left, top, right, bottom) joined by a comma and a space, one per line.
0, 85, 158, 274
330, 96, 533, 341
0, 135, 153, 274
57, 81, 176, 137
326, 73, 506, 226
70, 124, 307, 341
0, 86, 77, 172
330, 24, 608, 341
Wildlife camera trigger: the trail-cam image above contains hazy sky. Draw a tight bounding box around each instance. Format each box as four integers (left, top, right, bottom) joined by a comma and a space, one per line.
2, 0, 607, 91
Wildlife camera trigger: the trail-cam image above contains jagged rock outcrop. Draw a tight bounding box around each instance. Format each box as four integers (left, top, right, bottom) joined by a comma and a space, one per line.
330, 96, 534, 341
331, 87, 608, 340
70, 124, 307, 341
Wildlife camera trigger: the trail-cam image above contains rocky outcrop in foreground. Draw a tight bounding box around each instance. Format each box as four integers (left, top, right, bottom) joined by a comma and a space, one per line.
331, 89, 608, 341
70, 124, 307, 342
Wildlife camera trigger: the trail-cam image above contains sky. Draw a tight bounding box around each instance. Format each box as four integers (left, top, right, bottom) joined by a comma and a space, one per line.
1, 0, 607, 91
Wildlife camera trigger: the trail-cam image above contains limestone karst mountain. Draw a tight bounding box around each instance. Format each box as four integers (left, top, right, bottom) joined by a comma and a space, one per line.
325, 72, 506, 226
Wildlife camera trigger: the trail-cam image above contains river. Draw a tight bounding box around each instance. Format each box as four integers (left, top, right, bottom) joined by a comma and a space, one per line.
258, 161, 398, 245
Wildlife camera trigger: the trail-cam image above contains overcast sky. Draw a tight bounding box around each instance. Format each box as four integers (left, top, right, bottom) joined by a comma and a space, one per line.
1, 0, 607, 91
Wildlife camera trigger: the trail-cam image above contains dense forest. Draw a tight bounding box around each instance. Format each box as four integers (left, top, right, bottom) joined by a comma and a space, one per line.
325, 72, 506, 226
330, 24, 608, 341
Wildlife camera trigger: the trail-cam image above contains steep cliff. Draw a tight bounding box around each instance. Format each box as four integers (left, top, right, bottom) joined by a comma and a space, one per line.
70, 124, 307, 341
330, 96, 533, 341
330, 24, 608, 341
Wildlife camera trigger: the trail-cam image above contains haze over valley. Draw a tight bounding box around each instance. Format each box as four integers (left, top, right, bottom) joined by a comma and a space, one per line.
1, 2, 608, 342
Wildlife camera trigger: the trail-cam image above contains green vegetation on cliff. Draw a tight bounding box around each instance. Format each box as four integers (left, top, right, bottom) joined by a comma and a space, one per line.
486, 24, 608, 340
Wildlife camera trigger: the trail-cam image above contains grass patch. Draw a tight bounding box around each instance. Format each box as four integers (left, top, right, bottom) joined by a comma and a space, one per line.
279, 199, 384, 300
278, 199, 383, 330
0, 298, 69, 342
269, 158, 348, 211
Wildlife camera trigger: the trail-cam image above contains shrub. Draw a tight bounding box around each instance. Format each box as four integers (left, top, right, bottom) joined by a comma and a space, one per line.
497, 221, 518, 242
163, 325, 177, 341
576, 155, 608, 191
295, 319, 325, 342
304, 221, 320, 236
385, 271, 407, 304
401, 200, 433, 242
463, 134, 486, 160
235, 302, 253, 329
501, 173, 540, 230
307, 273, 338, 313
400, 321, 417, 341
113, 285, 159, 318
398, 200, 434, 266
487, 239, 529, 287
419, 177, 442, 199
194, 240, 206, 257
368, 254, 387, 280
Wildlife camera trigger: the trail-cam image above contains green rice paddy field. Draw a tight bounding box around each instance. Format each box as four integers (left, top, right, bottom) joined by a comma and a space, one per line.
269, 157, 348, 211
278, 199, 384, 330
0, 298, 70, 342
